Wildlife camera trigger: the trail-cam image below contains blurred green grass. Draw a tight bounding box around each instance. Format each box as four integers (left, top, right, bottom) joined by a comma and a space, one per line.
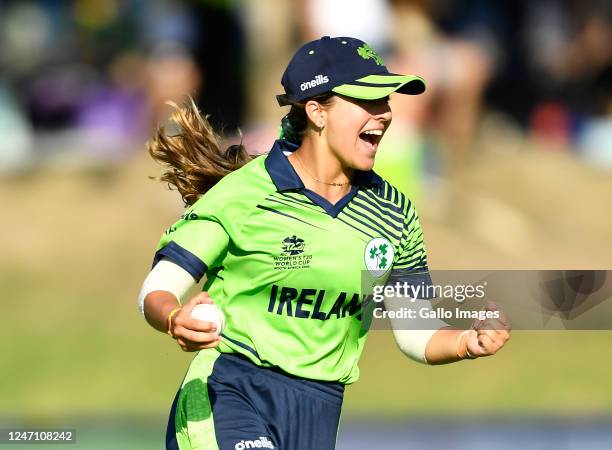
1, 155, 612, 419
3, 257, 612, 417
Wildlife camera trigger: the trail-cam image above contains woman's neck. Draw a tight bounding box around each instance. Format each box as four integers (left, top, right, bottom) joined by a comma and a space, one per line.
288, 138, 354, 205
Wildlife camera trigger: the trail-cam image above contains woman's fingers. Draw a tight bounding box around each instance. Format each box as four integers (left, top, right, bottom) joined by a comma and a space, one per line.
178, 316, 218, 333
174, 326, 220, 352
167, 291, 220, 351
175, 326, 219, 344
463, 302, 511, 358
473, 301, 511, 338
181, 292, 214, 315
175, 334, 220, 347
478, 333, 497, 354
176, 337, 221, 352
475, 318, 509, 337
190, 291, 213, 306
482, 301, 512, 331
477, 329, 508, 355
465, 332, 486, 357
478, 330, 500, 348
171, 291, 218, 332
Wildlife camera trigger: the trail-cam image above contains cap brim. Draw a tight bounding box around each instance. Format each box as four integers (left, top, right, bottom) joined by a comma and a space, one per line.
331, 74, 426, 100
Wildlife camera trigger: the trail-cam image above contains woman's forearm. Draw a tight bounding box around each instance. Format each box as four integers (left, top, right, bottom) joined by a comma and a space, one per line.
424, 326, 465, 365
143, 291, 181, 333
388, 297, 510, 364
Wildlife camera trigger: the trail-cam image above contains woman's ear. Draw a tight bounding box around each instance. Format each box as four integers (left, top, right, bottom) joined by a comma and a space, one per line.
304, 100, 326, 129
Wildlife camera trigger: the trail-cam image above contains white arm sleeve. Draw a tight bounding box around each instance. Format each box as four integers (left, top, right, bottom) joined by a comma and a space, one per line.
138, 258, 197, 315
383, 296, 447, 364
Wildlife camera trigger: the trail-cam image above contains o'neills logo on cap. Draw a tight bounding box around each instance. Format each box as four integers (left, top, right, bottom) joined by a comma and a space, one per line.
300, 74, 329, 91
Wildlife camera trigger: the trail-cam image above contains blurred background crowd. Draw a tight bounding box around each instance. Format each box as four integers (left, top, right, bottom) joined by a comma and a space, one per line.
1, 0, 611, 172
2, 1, 612, 449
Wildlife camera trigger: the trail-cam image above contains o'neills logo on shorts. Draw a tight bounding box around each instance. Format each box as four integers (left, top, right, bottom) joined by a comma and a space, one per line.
234, 436, 275, 449
300, 74, 329, 91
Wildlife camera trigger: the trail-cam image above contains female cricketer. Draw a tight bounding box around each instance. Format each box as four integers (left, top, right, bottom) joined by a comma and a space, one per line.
139, 36, 511, 450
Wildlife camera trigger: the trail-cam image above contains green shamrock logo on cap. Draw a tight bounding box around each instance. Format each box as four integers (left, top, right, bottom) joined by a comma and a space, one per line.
357, 44, 384, 66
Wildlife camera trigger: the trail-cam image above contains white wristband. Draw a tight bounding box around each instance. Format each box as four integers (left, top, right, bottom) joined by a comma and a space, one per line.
384, 295, 448, 364
138, 258, 197, 315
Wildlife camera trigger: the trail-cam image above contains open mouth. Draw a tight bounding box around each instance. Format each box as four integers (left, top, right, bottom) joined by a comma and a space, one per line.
359, 129, 383, 149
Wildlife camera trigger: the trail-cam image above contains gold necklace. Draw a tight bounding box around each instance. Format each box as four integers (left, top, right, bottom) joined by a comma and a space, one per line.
294, 153, 351, 187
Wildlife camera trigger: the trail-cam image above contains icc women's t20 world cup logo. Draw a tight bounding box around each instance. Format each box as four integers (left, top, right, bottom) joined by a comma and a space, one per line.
281, 235, 305, 256
274, 235, 311, 270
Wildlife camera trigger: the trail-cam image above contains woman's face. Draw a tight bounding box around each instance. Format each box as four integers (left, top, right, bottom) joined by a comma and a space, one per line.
320, 95, 392, 171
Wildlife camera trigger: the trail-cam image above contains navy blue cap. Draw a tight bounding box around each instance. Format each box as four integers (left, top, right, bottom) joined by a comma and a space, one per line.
277, 36, 426, 106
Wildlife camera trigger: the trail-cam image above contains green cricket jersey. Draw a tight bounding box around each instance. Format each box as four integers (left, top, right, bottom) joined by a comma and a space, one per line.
153, 139, 430, 384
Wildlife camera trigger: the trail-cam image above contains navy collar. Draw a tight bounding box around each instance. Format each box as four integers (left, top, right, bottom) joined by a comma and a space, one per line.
264, 139, 384, 192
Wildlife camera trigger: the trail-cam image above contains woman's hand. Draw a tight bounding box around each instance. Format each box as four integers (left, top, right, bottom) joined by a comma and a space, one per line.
169, 292, 221, 352
465, 301, 511, 358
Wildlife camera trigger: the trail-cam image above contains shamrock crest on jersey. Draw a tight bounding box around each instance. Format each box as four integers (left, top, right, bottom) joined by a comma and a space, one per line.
364, 237, 394, 277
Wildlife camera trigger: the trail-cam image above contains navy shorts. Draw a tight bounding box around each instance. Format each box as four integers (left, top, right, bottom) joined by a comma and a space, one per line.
166, 352, 344, 450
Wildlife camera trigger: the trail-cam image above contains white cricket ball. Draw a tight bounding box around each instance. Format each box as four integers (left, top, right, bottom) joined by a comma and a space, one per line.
190, 304, 225, 335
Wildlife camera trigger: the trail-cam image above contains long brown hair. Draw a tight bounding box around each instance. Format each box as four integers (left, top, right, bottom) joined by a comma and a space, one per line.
147, 97, 253, 206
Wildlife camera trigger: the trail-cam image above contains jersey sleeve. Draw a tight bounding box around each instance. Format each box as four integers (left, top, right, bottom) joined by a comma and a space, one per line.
387, 201, 433, 298
152, 195, 230, 282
